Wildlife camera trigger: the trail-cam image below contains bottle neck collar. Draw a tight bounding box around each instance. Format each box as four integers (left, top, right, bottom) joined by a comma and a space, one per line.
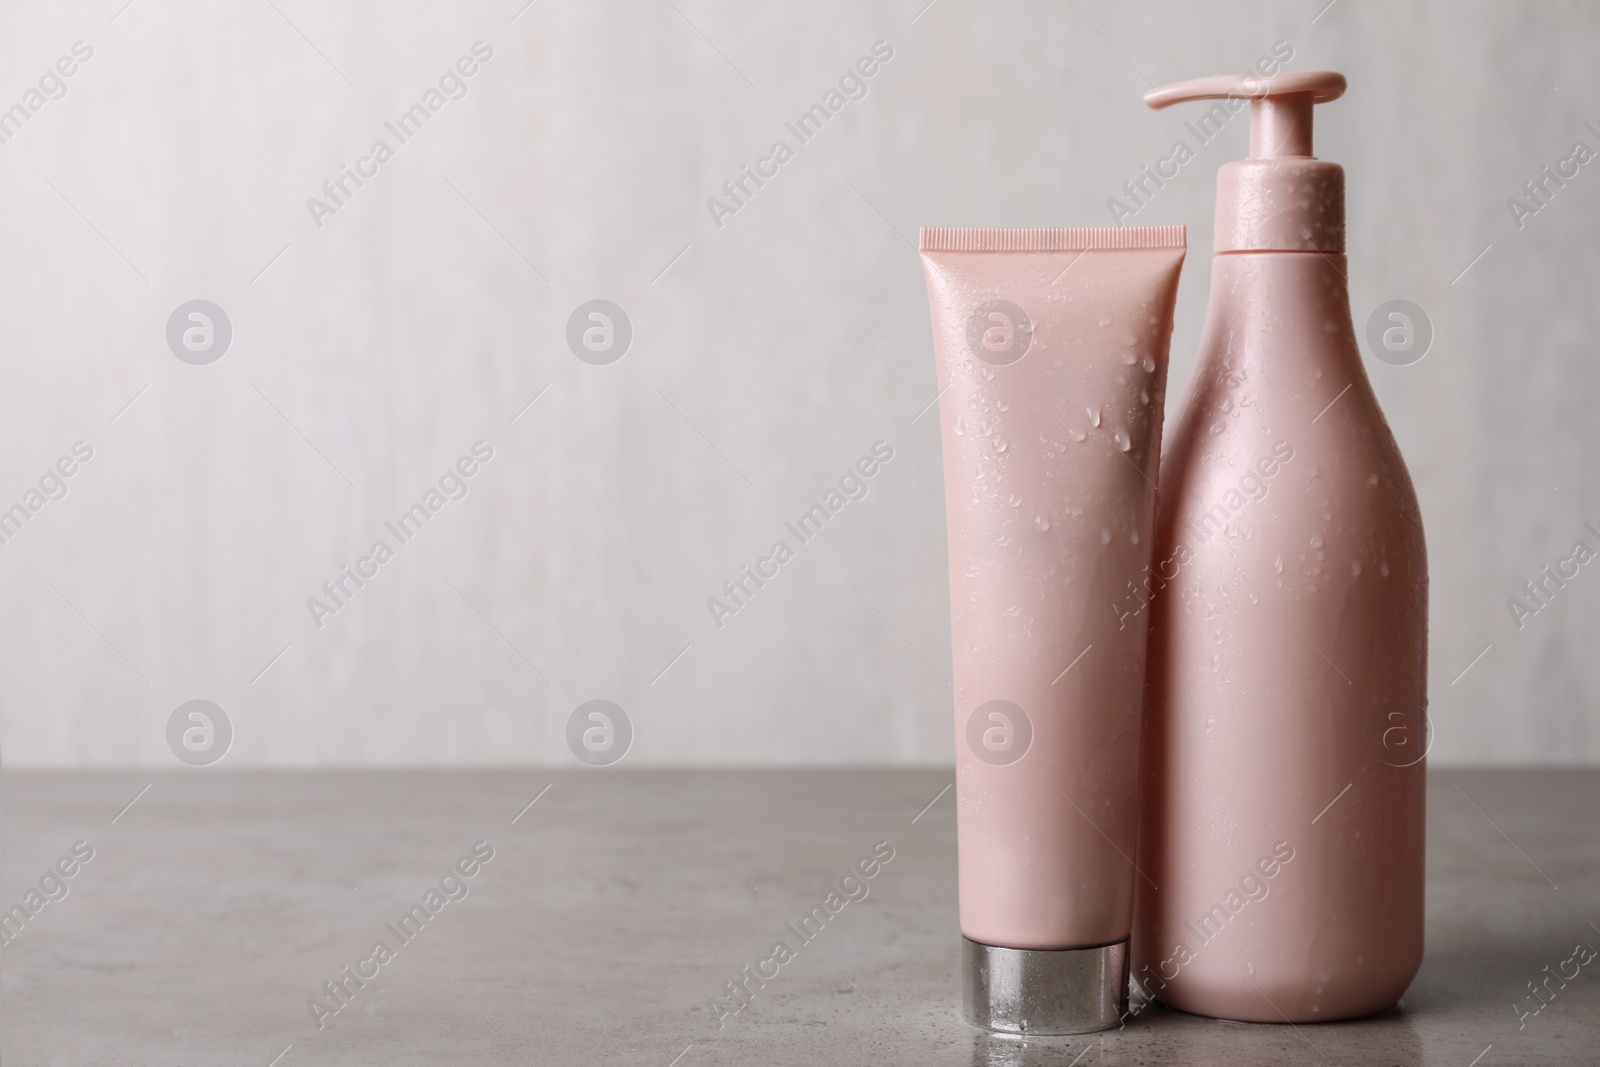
1215, 158, 1344, 254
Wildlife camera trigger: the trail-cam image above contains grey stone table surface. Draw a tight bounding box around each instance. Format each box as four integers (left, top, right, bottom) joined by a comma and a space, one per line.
1, 768, 1595, 1066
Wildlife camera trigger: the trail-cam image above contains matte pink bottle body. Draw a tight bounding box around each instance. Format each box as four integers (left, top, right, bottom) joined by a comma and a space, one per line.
1134, 72, 1427, 1022
1135, 251, 1427, 1023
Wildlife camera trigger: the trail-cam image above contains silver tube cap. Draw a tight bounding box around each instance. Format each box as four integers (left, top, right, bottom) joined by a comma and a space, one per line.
962, 936, 1128, 1035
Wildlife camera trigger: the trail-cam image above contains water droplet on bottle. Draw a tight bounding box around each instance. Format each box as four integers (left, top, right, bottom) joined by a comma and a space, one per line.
1130, 530, 1139, 544
1141, 355, 1155, 372
1246, 962, 1255, 976
1069, 427, 1087, 442
1120, 349, 1138, 365
992, 436, 1008, 454
1086, 406, 1102, 427
1351, 560, 1362, 577
1004, 605, 1021, 617
1112, 430, 1131, 452
995, 400, 1009, 413
1006, 494, 1022, 507
952, 417, 965, 437
1035, 515, 1051, 532
1380, 561, 1390, 577
1098, 315, 1113, 327
1309, 535, 1324, 548
1100, 527, 1113, 545
1275, 556, 1284, 573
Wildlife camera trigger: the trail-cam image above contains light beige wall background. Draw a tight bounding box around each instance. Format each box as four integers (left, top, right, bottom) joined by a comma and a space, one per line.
0, 0, 1594, 766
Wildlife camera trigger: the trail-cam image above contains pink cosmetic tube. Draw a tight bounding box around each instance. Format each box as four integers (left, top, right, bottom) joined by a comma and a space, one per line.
920, 226, 1185, 1034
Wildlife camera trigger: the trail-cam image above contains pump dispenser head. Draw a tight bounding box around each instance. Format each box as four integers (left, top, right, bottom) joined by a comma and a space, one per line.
1145, 72, 1347, 253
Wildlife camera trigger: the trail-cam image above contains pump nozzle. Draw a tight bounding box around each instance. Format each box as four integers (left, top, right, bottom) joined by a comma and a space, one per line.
1145, 72, 1345, 159
1142, 71, 1348, 253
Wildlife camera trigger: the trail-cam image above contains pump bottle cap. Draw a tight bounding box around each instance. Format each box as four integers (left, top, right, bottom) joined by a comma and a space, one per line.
1144, 72, 1347, 253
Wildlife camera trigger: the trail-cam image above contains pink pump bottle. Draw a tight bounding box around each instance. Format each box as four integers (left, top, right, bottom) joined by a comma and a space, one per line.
1133, 73, 1428, 1022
